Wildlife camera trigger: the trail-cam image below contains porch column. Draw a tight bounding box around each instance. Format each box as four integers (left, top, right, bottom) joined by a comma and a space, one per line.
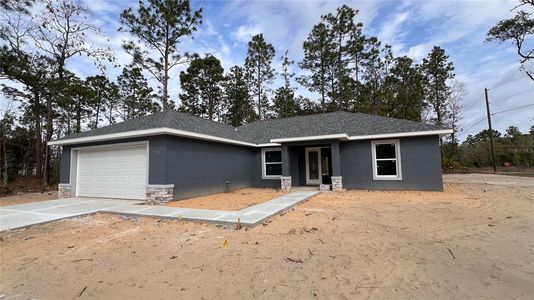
331, 141, 343, 191
281, 144, 292, 190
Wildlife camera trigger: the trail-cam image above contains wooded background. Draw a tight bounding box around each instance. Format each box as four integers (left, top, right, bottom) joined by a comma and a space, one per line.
1, 0, 533, 192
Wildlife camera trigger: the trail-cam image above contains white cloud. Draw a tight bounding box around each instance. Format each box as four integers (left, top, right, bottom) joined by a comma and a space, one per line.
231, 24, 262, 43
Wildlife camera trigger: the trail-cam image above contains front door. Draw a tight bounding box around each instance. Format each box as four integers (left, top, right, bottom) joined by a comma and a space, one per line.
305, 147, 322, 185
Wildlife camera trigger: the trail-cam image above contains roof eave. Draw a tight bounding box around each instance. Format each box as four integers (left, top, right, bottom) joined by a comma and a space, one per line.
48, 127, 258, 148
347, 129, 453, 141
270, 134, 350, 143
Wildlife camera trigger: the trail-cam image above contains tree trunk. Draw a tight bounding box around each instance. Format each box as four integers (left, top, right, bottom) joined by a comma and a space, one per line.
2, 132, 7, 186
257, 65, 261, 119
76, 99, 81, 133
162, 44, 169, 111
33, 90, 42, 179
43, 95, 53, 187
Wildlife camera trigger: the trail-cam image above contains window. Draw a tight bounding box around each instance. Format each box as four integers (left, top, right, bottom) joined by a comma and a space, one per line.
371, 140, 402, 180
262, 148, 282, 179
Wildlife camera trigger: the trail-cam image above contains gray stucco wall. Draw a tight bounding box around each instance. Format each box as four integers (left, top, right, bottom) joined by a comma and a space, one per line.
59, 133, 443, 200
164, 136, 256, 199
59, 135, 258, 200
340, 135, 443, 191
254, 148, 282, 188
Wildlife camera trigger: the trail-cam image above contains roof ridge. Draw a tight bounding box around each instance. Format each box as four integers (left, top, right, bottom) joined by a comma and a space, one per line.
237, 110, 346, 128
165, 110, 238, 130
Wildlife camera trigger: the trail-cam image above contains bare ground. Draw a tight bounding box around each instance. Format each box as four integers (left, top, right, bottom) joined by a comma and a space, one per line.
166, 188, 288, 210
0, 191, 58, 207
1, 174, 533, 299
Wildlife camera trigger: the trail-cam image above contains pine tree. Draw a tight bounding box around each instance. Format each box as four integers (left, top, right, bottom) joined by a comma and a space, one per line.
244, 34, 275, 119
117, 65, 160, 120
299, 5, 365, 112
360, 39, 393, 115
179, 55, 225, 121
322, 5, 358, 110
120, 0, 203, 110
85, 75, 119, 129
421, 46, 455, 127
384, 56, 425, 122
298, 22, 333, 111
223, 66, 255, 126
273, 51, 299, 118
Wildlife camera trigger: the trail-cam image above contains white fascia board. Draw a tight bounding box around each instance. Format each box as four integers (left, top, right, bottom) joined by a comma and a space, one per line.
270, 134, 350, 143
48, 127, 258, 147
257, 143, 281, 147
348, 129, 453, 141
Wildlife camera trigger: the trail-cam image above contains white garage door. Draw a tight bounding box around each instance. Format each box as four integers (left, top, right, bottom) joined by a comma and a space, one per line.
76, 145, 147, 200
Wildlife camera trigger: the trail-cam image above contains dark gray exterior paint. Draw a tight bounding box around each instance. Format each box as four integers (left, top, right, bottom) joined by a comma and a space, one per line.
60, 135, 258, 200
59, 133, 444, 200
164, 136, 256, 199
254, 148, 281, 188
340, 135, 443, 191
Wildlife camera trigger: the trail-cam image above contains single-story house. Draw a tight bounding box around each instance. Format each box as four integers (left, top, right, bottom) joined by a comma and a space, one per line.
49, 110, 452, 204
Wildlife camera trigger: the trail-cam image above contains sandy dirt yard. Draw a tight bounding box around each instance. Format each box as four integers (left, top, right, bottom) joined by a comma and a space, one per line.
166, 188, 288, 210
1, 174, 533, 299
0, 191, 58, 207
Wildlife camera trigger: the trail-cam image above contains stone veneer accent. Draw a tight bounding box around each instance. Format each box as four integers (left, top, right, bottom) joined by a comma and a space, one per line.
331, 176, 343, 191
319, 184, 331, 191
281, 176, 292, 191
146, 184, 174, 205
58, 184, 72, 198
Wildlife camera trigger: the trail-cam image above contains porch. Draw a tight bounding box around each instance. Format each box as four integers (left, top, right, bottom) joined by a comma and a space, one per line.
279, 140, 343, 191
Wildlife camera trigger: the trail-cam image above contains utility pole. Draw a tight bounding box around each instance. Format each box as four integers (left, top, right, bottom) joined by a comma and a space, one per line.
484, 88, 498, 173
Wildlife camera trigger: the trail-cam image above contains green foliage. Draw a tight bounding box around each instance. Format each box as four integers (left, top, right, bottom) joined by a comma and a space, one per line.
245, 34, 275, 119
486, 2, 534, 81
222, 66, 256, 126
298, 22, 333, 111
421, 46, 455, 127
298, 4, 433, 120
120, 0, 203, 109
85, 75, 119, 129
442, 157, 464, 173
118, 65, 160, 120
382, 56, 425, 122
179, 54, 225, 120
457, 127, 534, 168
272, 51, 300, 118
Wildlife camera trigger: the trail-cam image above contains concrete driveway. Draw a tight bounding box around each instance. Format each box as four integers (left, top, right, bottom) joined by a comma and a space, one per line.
0, 191, 319, 230
0, 198, 143, 231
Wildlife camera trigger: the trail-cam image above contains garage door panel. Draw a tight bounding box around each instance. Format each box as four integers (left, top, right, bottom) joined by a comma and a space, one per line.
77, 145, 147, 200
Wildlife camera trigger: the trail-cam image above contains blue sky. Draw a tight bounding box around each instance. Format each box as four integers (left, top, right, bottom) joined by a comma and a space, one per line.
2, 0, 534, 138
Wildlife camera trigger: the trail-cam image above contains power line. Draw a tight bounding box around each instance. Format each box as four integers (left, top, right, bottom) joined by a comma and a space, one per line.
458, 117, 487, 137
490, 75, 526, 89
458, 103, 534, 137
492, 103, 534, 115
490, 88, 534, 103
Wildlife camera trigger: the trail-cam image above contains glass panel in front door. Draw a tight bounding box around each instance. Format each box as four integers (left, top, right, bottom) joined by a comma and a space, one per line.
308, 151, 319, 180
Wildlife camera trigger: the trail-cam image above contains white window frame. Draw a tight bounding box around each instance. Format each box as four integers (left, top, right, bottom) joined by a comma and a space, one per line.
262, 147, 282, 180
371, 139, 402, 181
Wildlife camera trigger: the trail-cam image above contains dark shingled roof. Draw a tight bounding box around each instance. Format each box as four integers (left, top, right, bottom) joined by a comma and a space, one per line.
55, 110, 448, 144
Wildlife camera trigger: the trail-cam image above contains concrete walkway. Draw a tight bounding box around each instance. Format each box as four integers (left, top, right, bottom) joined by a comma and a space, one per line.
0, 198, 144, 231
0, 191, 319, 231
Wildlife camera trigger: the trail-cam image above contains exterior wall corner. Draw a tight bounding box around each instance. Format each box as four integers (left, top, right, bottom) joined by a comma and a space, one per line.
281, 176, 292, 190
331, 176, 344, 191
58, 184, 72, 198
146, 184, 174, 205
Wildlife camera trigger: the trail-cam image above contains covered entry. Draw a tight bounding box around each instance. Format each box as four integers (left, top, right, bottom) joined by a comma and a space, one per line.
281, 141, 341, 189
75, 143, 148, 200
305, 147, 332, 185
